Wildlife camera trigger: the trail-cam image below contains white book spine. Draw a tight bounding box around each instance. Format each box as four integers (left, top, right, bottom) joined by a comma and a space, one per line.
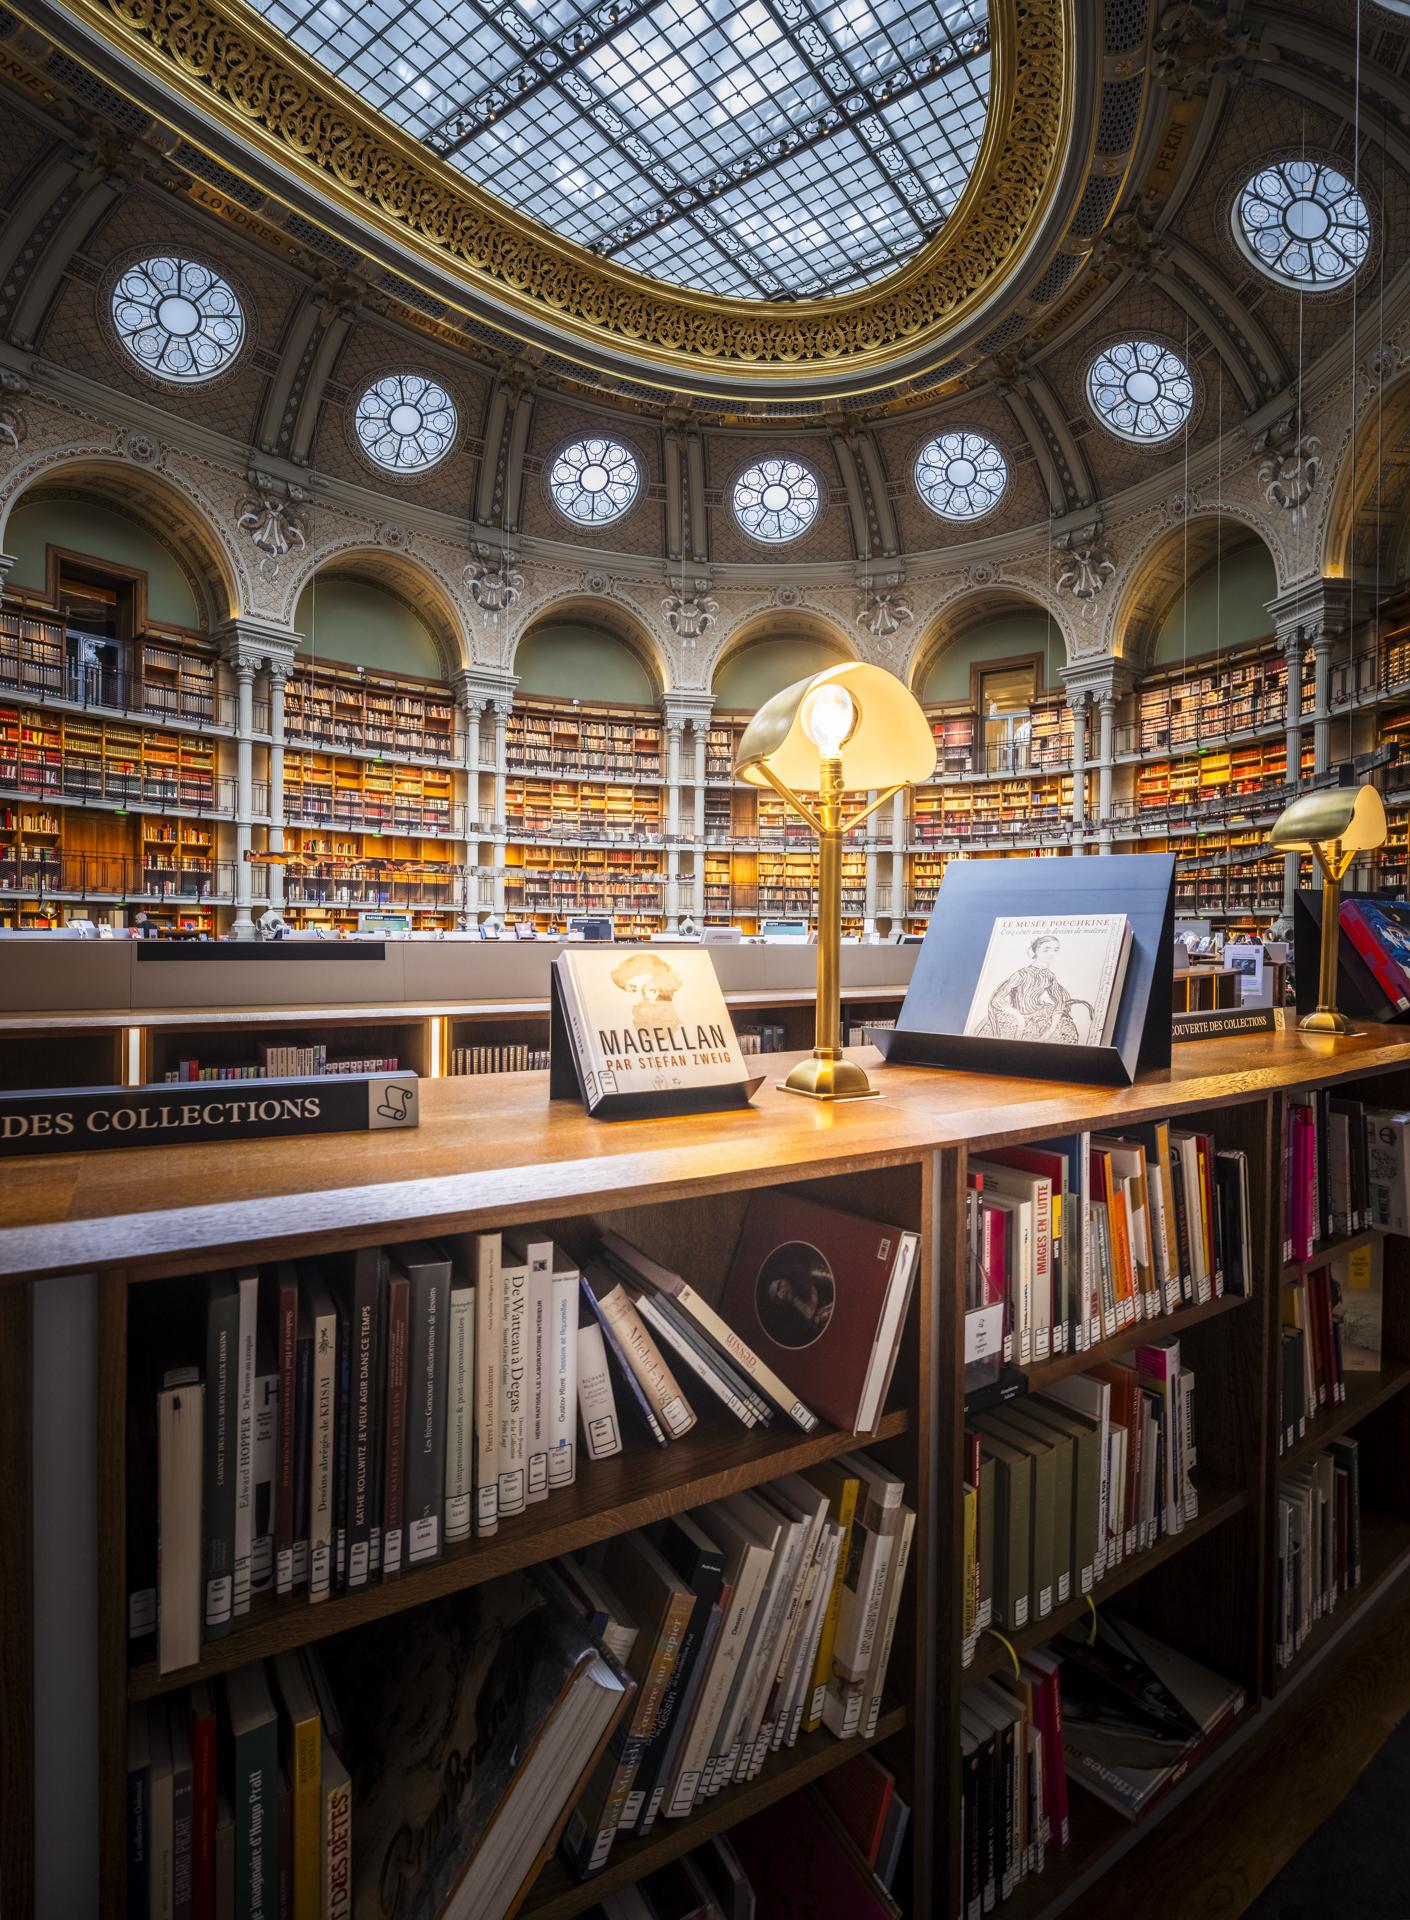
443, 1286, 475, 1544
231, 1272, 258, 1617
498, 1259, 530, 1516
576, 1322, 622, 1459
665, 1542, 771, 1819
548, 1265, 578, 1488
157, 1381, 204, 1675
472, 1236, 500, 1536
522, 1239, 553, 1503
636, 1293, 756, 1428
864, 1506, 915, 1739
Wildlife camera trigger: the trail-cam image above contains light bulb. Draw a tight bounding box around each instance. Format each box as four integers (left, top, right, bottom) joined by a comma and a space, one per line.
800, 682, 856, 758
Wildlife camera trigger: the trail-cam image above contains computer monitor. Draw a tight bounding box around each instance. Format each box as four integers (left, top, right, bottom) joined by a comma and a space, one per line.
567, 917, 614, 941
760, 918, 810, 944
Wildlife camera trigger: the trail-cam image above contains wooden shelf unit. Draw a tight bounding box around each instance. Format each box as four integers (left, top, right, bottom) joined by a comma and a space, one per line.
0, 602, 65, 698
8, 1030, 1410, 1919
504, 777, 663, 844
506, 700, 664, 780
0, 703, 218, 812
282, 750, 454, 836
137, 638, 217, 727
1136, 643, 1288, 752
285, 664, 456, 762
504, 843, 667, 934
913, 773, 1075, 844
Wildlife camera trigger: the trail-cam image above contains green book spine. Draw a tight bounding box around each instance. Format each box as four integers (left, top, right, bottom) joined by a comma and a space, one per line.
234, 1717, 279, 1920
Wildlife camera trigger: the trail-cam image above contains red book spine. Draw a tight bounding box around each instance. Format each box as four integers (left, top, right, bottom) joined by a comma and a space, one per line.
1298, 1113, 1316, 1262
189, 1698, 217, 1920
274, 1276, 298, 1598
382, 1274, 410, 1583
1038, 1664, 1070, 1849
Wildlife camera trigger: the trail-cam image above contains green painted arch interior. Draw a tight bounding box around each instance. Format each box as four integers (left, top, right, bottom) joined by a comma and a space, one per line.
920, 612, 1063, 703
713, 635, 850, 710
514, 621, 656, 702
294, 577, 443, 678
5, 498, 204, 629
1152, 540, 1277, 665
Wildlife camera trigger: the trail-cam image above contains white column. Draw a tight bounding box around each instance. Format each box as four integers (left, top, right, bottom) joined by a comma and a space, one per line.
232, 657, 257, 937
891, 789, 907, 920
865, 790, 880, 923
1069, 689, 1088, 856
1283, 633, 1304, 913
1313, 633, 1334, 775
492, 698, 510, 915
460, 695, 485, 914
267, 661, 289, 911
665, 716, 682, 927
1096, 691, 1115, 854
692, 723, 706, 918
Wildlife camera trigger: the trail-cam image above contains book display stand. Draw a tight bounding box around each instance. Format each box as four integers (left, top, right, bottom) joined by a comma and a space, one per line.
872, 854, 1176, 1088
547, 968, 763, 1119
1294, 888, 1410, 1028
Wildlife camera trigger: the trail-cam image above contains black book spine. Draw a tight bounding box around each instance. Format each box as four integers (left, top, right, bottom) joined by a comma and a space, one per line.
336, 1249, 383, 1590
367, 1262, 388, 1577
963, 1746, 982, 1919
631, 1531, 727, 1834
332, 1292, 352, 1592
291, 1327, 313, 1589
403, 1259, 450, 1566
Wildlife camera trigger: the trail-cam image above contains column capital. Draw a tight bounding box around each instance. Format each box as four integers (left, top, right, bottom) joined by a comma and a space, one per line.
453, 666, 517, 711
1265, 576, 1353, 649
1059, 658, 1136, 706
214, 616, 301, 676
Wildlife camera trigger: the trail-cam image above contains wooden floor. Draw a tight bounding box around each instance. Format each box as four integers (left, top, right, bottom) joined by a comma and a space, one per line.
1070, 1572, 1410, 1919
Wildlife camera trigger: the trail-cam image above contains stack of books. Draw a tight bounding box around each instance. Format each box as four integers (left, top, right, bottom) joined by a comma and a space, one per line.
1279, 1240, 1382, 1453
1275, 1438, 1361, 1666
1282, 1088, 1406, 1255
162, 1046, 401, 1082
450, 1042, 550, 1075
966, 1122, 1253, 1364
962, 1342, 1198, 1662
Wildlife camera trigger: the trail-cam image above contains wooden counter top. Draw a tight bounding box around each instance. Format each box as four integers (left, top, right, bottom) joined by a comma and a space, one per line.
4, 1025, 1410, 1282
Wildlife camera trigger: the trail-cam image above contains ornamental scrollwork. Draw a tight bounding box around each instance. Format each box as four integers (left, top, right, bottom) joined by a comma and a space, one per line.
1259, 435, 1321, 526
663, 589, 718, 642
0, 371, 27, 454
1055, 543, 1115, 600
856, 588, 913, 638
464, 552, 524, 612
237, 481, 308, 575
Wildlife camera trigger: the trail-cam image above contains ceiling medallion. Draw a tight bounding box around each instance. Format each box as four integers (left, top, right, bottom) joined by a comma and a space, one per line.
82, 0, 1072, 384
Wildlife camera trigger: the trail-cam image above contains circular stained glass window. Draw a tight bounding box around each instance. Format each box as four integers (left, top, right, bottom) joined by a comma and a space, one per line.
354, 373, 459, 473
915, 430, 1009, 521
111, 257, 245, 383
1086, 339, 1195, 444
732, 457, 821, 543
1234, 159, 1370, 290
549, 437, 641, 526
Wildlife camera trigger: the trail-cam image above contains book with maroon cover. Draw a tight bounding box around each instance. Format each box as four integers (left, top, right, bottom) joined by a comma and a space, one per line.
1019, 1648, 1069, 1850
979, 1201, 1009, 1352
188, 1682, 218, 1920
817, 1750, 895, 1867
730, 1788, 900, 1919
1340, 900, 1410, 1011
381, 1270, 410, 1582
719, 1191, 916, 1433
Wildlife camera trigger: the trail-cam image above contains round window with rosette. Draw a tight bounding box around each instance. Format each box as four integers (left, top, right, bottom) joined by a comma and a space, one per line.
1086, 339, 1195, 444
111, 257, 245, 383
549, 437, 641, 526
1234, 158, 1371, 291
354, 374, 459, 474
732, 458, 821, 543
915, 430, 1009, 521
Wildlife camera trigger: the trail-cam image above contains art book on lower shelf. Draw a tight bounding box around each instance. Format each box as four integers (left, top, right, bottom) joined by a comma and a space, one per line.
964, 915, 1133, 1048
326, 1576, 631, 1920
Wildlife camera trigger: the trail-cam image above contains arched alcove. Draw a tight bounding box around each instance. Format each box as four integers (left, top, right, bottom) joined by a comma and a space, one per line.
294, 574, 444, 680
1150, 538, 1278, 665
911, 592, 1066, 704
514, 616, 657, 703
711, 613, 853, 712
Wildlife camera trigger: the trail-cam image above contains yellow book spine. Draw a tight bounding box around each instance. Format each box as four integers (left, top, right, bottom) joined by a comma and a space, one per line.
963, 1484, 978, 1642
292, 1717, 321, 1920
804, 1474, 859, 1734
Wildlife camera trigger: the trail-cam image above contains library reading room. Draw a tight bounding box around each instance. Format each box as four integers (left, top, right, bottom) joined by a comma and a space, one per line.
12, 0, 1410, 1916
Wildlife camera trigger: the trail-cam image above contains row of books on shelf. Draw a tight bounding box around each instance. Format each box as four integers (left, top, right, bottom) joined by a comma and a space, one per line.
735, 1022, 787, 1054
962, 1343, 1197, 1659
1282, 1089, 1410, 1259
132, 1444, 915, 1917
961, 1613, 1246, 1913
1278, 1240, 1383, 1454
1275, 1440, 1361, 1667
965, 1126, 1253, 1367
161, 1048, 402, 1082
133, 1196, 917, 1674
451, 1043, 551, 1074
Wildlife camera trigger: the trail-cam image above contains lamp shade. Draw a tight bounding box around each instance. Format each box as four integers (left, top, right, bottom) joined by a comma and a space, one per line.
733, 662, 937, 791
1268, 783, 1387, 855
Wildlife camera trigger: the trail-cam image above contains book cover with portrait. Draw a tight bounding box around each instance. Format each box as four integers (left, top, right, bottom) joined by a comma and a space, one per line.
719, 1190, 918, 1432
554, 948, 750, 1109
964, 914, 1133, 1049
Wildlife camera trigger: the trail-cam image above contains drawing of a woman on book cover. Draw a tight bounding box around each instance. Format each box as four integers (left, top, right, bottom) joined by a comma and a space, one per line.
971, 934, 1094, 1043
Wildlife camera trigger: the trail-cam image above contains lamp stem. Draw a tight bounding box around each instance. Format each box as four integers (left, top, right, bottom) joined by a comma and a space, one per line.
815, 755, 843, 1061
1316, 867, 1341, 1018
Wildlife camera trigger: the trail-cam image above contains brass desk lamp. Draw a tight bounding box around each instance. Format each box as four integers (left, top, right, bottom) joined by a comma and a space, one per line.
1269, 783, 1388, 1034
734, 663, 937, 1099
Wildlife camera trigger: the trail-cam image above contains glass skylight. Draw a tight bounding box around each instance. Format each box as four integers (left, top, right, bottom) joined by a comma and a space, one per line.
1086, 340, 1194, 445
112, 257, 245, 382
550, 436, 641, 524
354, 373, 458, 472
244, 0, 991, 300
733, 456, 820, 541
1234, 159, 1370, 291
915, 429, 1007, 519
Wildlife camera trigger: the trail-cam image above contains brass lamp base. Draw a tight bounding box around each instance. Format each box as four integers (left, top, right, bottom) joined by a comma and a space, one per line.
779, 1051, 881, 1101
1297, 1007, 1361, 1037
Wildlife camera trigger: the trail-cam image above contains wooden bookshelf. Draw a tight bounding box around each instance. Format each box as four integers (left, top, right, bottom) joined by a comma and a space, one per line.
286, 664, 456, 762
507, 699, 664, 780
283, 751, 454, 836
7, 1031, 1410, 1920
1137, 644, 1286, 753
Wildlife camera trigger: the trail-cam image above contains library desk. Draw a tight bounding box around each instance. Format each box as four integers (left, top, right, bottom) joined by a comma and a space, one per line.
4, 1025, 1410, 1920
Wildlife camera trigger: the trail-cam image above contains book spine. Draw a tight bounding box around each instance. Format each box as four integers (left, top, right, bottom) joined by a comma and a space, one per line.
332, 1296, 351, 1592
595, 1280, 696, 1438
380, 1276, 410, 1579
806, 1477, 860, 1732
499, 1260, 530, 1516
172, 1741, 194, 1920
637, 1294, 755, 1427
321, 1743, 351, 1920
405, 1268, 447, 1566
251, 1366, 277, 1600
308, 1311, 336, 1604
344, 1273, 379, 1591
548, 1269, 578, 1488
524, 1242, 552, 1502
232, 1273, 258, 1618
158, 1383, 205, 1676
443, 1286, 475, 1545
577, 1322, 623, 1459
189, 1703, 217, 1920
290, 1331, 312, 1593
203, 1287, 239, 1637
865, 1507, 915, 1738
127, 1741, 149, 1919
473, 1240, 500, 1535
233, 1714, 278, 1920
290, 1717, 320, 1920
582, 1277, 668, 1446
672, 1277, 818, 1433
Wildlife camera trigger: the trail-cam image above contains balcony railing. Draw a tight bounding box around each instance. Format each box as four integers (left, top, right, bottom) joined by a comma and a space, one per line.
0, 648, 262, 731
0, 851, 236, 901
